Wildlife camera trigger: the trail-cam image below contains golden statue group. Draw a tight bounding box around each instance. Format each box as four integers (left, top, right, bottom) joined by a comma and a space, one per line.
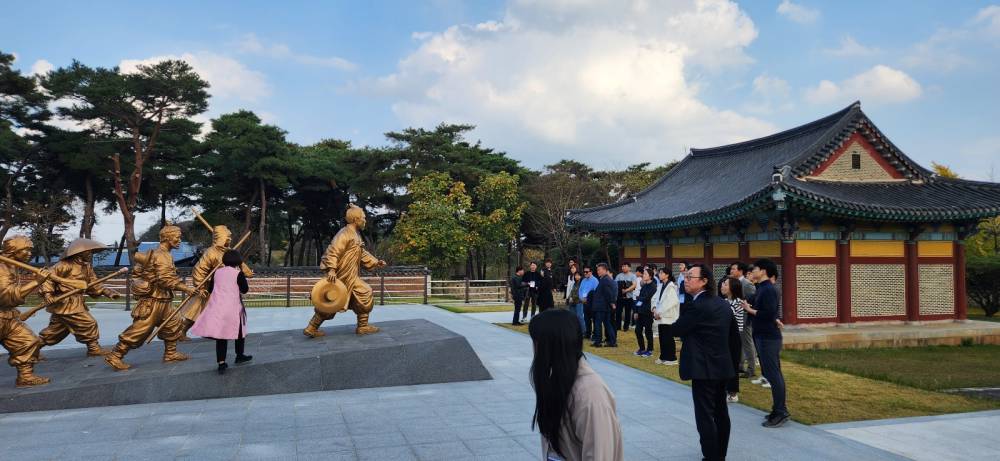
0, 204, 384, 387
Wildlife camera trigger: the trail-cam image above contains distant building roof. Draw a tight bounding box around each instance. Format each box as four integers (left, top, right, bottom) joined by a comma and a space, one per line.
91, 241, 200, 267
565, 102, 1000, 232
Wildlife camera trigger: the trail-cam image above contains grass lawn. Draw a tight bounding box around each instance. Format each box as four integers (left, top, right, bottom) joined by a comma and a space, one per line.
969, 305, 1000, 323
435, 303, 514, 313
496, 322, 1000, 425
782, 344, 1000, 390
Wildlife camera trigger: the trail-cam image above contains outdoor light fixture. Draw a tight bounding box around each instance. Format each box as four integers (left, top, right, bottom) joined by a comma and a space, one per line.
772, 189, 787, 211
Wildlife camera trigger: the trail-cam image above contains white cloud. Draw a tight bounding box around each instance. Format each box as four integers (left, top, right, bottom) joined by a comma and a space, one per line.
29, 59, 54, 76
805, 65, 922, 105
744, 74, 793, 114
777, 0, 819, 24
120, 52, 269, 101
903, 5, 1000, 72
824, 36, 880, 57
237, 34, 357, 71
360, 0, 775, 168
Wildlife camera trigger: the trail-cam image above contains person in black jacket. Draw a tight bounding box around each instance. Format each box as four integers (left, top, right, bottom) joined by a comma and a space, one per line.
672, 264, 741, 461
509, 266, 528, 325
589, 263, 618, 347
632, 268, 657, 357
537, 259, 556, 312
522, 262, 541, 320
743, 258, 790, 428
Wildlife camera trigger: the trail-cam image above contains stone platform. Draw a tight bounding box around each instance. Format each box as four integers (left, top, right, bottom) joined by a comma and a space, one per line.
0, 318, 491, 414
783, 320, 1000, 349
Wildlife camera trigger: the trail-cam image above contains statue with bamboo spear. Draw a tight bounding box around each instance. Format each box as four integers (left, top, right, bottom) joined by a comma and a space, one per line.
0, 236, 55, 387
178, 210, 254, 341
105, 225, 197, 371
36, 238, 123, 357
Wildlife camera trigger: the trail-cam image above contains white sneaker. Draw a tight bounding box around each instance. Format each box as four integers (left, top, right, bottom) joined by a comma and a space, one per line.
727, 394, 739, 403
655, 359, 664, 364
662, 360, 678, 366
751, 377, 770, 386
761, 381, 772, 389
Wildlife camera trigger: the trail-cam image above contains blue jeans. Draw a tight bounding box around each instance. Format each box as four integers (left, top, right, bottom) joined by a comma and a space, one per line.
591, 310, 616, 345
574, 303, 585, 333
756, 336, 787, 416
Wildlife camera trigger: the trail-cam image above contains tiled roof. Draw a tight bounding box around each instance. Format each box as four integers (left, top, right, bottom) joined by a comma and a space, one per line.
566, 102, 1000, 232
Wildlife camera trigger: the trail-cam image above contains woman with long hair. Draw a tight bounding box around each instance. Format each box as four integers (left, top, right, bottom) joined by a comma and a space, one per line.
721, 276, 745, 403
652, 268, 680, 365
530, 309, 623, 461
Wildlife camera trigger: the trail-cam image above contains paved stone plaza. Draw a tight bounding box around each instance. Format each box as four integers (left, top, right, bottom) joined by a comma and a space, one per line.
1, 305, 996, 460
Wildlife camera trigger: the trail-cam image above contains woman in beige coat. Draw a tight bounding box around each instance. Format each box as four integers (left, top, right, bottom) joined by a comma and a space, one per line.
530, 309, 623, 461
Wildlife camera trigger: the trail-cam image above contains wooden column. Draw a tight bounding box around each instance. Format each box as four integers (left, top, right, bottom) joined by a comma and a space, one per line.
836, 239, 852, 324
780, 239, 798, 324
955, 240, 968, 321
704, 241, 714, 276
904, 239, 920, 322
639, 240, 647, 266
739, 241, 750, 264
665, 242, 673, 273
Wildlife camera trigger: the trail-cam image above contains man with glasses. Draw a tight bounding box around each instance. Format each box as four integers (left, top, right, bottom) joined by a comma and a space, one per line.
578, 267, 598, 340
672, 263, 740, 461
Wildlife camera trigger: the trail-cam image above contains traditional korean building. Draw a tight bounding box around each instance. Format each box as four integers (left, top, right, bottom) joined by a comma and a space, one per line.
565, 102, 1000, 325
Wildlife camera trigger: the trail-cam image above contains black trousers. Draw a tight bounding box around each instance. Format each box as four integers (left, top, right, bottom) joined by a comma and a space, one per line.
614, 298, 633, 331
757, 336, 788, 416
526, 290, 538, 317
583, 305, 594, 338
692, 379, 731, 461
657, 324, 677, 361
591, 310, 616, 345
215, 337, 245, 363
512, 297, 524, 323
634, 312, 653, 351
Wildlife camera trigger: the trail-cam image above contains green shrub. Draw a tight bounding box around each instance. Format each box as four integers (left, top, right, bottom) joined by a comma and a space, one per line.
967, 255, 1000, 317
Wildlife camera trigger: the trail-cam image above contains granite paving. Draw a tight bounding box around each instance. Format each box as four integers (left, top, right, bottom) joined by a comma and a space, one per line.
0, 305, 979, 459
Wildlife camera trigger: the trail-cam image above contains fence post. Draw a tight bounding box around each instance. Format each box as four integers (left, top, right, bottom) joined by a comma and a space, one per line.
504, 279, 509, 303
379, 273, 386, 305
423, 271, 429, 304
465, 277, 470, 304
124, 271, 131, 311
285, 274, 292, 308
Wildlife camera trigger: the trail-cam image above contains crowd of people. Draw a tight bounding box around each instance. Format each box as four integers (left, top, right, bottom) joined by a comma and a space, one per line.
524, 257, 791, 461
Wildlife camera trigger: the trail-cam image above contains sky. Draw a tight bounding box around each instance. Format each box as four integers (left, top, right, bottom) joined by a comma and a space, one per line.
4, 0, 1000, 244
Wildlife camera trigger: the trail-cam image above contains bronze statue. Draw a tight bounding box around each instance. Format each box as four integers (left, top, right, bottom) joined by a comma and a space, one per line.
180, 225, 253, 340
105, 225, 195, 371
0, 236, 51, 387
305, 204, 386, 337
37, 238, 120, 357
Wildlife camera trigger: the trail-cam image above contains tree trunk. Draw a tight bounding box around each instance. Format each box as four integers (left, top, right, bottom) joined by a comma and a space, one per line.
113, 232, 126, 266
297, 231, 308, 267
242, 187, 259, 237
159, 194, 167, 228
258, 179, 268, 266
79, 175, 96, 238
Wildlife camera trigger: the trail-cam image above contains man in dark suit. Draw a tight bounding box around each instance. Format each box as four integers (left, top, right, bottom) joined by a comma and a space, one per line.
590, 263, 618, 347
673, 264, 741, 461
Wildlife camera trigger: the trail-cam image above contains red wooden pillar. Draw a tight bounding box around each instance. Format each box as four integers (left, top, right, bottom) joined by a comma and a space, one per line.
665, 243, 673, 273
955, 240, 968, 321
780, 240, 798, 324
640, 242, 647, 266
738, 241, 750, 264
904, 240, 920, 322
836, 239, 852, 324
704, 241, 714, 277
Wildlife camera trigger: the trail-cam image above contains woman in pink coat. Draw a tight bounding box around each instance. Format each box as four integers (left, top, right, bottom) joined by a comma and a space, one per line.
191, 250, 252, 374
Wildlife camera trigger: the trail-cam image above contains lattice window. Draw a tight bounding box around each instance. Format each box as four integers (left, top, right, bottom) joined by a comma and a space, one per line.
850, 264, 905, 317
713, 264, 730, 286
919, 264, 955, 316
796, 265, 837, 319
672, 263, 683, 276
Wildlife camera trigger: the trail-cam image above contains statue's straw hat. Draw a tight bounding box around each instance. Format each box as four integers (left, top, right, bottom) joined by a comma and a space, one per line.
310, 278, 350, 315
63, 238, 107, 259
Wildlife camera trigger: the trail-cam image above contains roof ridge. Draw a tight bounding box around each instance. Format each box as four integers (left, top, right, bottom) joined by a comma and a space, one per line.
690, 101, 858, 157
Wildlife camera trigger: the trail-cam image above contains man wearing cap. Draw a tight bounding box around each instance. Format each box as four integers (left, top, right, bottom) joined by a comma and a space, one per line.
38, 238, 121, 357
0, 236, 52, 387
304, 204, 386, 337
105, 225, 196, 370
180, 225, 253, 340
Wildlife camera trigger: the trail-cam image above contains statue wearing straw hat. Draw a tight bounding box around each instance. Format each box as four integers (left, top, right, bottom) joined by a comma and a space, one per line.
179, 224, 253, 341
304, 204, 386, 337
0, 236, 52, 387
37, 238, 121, 357
104, 225, 196, 371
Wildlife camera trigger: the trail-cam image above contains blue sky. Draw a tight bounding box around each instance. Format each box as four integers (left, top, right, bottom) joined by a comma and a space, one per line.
4, 1, 1000, 241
